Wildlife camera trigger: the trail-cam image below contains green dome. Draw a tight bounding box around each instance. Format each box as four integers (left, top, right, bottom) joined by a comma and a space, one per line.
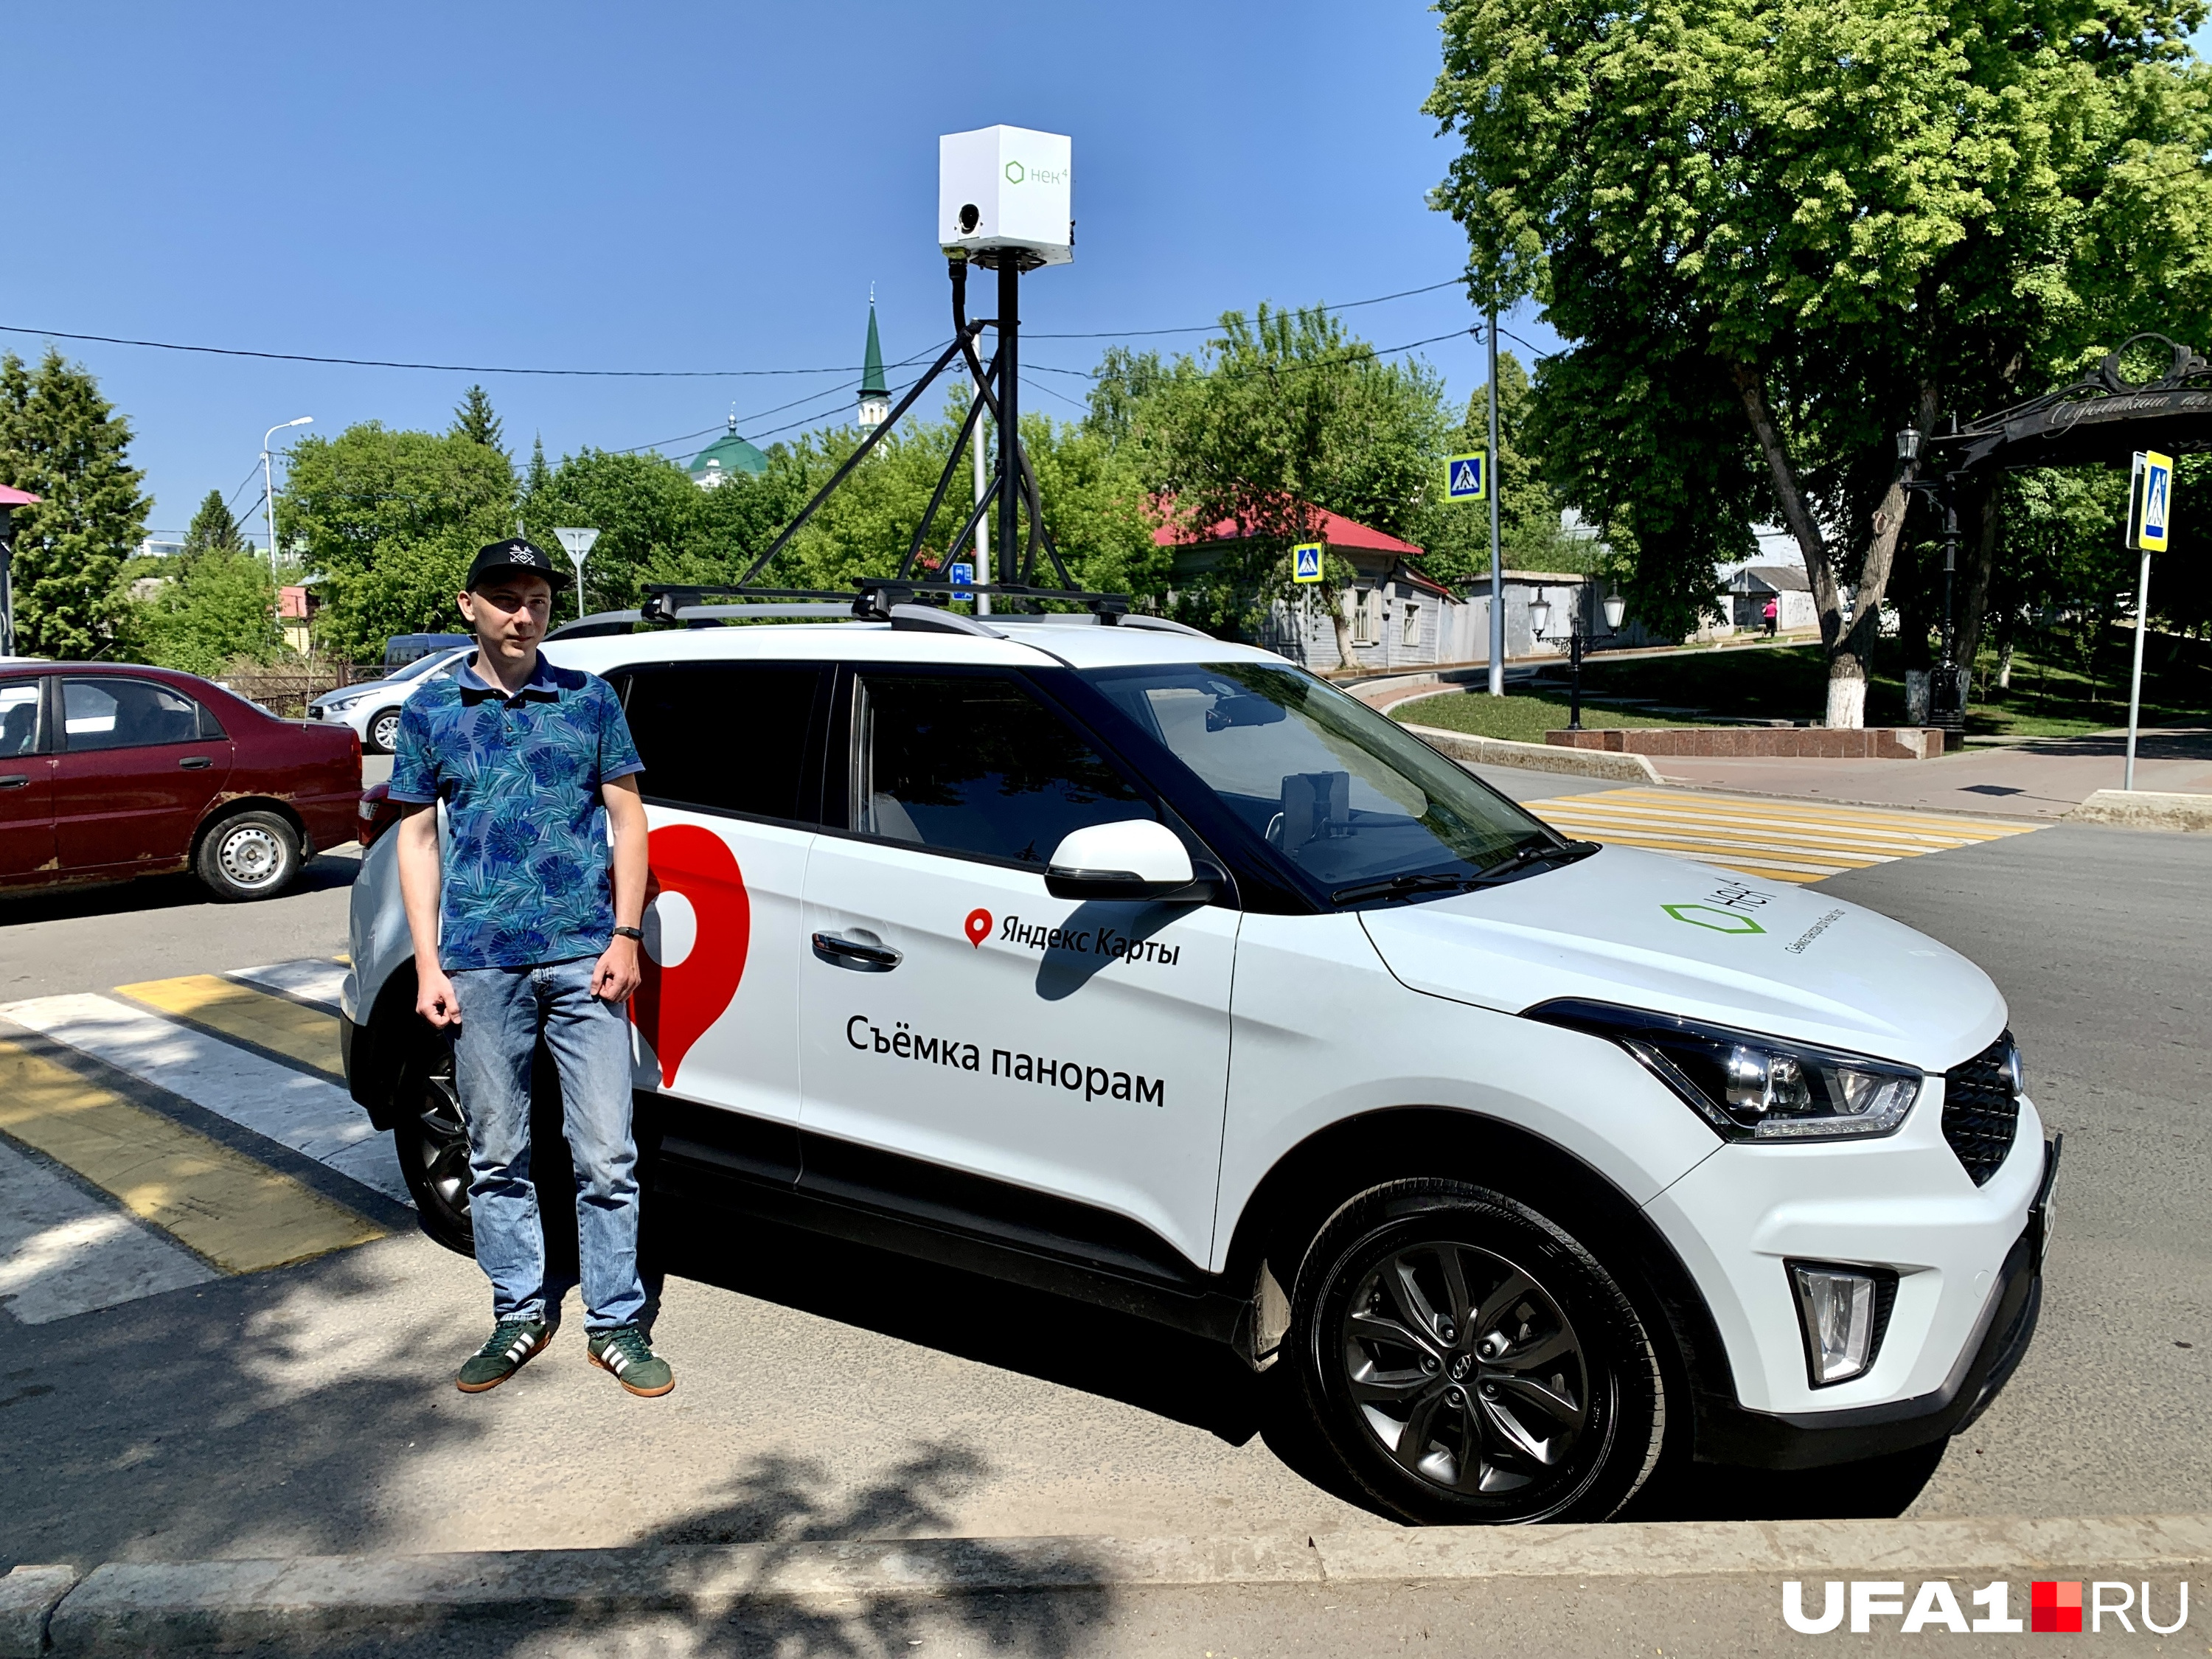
687, 427, 768, 480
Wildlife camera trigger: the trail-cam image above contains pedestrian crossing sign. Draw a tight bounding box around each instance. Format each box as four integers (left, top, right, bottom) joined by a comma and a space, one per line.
1292, 543, 1324, 584
1445, 452, 1487, 504
2129, 451, 2173, 553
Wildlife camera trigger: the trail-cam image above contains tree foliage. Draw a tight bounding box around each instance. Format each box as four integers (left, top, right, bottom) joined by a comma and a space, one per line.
124, 546, 281, 678
0, 349, 150, 658
279, 423, 518, 661
450, 385, 508, 461
1417, 350, 1593, 591
182, 488, 249, 560
1427, 0, 2212, 720
1127, 305, 1448, 647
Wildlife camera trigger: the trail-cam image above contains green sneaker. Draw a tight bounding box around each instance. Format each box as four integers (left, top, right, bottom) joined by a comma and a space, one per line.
588, 1324, 674, 1397
455, 1318, 554, 1394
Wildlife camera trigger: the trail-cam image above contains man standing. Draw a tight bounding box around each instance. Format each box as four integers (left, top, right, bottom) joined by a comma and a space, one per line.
390, 538, 674, 1398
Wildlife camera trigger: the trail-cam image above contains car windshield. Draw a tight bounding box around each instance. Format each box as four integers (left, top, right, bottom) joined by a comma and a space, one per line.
388, 648, 467, 684
1083, 662, 1559, 897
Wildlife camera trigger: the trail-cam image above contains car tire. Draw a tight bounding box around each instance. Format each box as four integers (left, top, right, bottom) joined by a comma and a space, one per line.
366, 708, 403, 754
389, 1026, 577, 1267
1285, 1177, 1665, 1526
195, 810, 302, 902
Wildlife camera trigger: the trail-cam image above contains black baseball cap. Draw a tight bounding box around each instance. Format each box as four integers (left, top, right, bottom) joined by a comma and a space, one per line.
466, 538, 570, 592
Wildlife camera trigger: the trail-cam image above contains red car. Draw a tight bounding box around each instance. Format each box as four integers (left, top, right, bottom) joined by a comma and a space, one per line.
0, 662, 361, 902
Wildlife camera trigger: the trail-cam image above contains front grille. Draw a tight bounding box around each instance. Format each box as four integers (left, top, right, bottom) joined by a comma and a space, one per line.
1942, 1032, 2021, 1186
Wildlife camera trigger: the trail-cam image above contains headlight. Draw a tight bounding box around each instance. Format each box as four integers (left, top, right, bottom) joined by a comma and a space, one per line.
1527, 999, 1922, 1142
324, 694, 366, 714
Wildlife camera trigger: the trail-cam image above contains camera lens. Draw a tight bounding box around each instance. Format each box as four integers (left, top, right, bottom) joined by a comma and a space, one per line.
959, 204, 980, 234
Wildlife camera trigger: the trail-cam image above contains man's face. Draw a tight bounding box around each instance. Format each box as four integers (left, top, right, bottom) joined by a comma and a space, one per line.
458, 574, 553, 654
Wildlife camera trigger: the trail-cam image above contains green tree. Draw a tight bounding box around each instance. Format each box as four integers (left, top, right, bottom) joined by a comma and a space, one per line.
1414, 350, 1592, 590
0, 349, 150, 658
1131, 305, 1448, 654
1427, 0, 2212, 723
450, 385, 507, 461
181, 488, 249, 560
125, 546, 281, 678
279, 422, 517, 661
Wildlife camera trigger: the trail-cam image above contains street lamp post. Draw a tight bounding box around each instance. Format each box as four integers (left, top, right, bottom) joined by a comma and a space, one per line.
1896, 425, 1965, 735
262, 417, 313, 567
1529, 582, 1628, 728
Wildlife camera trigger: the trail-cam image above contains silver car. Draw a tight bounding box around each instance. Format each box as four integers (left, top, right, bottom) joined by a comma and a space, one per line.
305, 647, 470, 754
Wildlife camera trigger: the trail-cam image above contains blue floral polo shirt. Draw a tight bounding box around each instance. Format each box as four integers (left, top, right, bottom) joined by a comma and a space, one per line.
389, 654, 644, 970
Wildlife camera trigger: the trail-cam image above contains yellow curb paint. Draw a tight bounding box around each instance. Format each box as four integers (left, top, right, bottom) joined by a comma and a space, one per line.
0, 1040, 382, 1273
116, 975, 344, 1082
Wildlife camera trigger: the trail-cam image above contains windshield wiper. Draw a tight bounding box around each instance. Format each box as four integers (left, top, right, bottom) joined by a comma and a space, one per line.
1329, 841, 1599, 907
1329, 872, 1481, 906
1463, 838, 1600, 886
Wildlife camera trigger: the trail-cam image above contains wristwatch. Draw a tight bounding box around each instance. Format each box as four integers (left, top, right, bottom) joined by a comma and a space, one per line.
612, 925, 644, 942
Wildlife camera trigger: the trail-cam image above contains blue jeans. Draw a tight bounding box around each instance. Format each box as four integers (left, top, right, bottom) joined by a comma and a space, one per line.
451, 957, 644, 1332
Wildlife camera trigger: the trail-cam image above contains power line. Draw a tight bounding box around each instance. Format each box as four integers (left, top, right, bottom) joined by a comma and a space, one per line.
1026, 276, 1468, 340
0, 278, 1471, 380
0, 323, 911, 380
1032, 326, 1481, 385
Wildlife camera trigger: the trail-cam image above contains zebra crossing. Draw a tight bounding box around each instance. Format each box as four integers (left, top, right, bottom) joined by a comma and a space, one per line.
1519, 787, 2042, 884
0, 960, 407, 1326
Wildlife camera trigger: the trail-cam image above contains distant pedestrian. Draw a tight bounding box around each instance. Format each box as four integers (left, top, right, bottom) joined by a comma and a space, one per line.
1761, 597, 1778, 637
389, 538, 673, 1399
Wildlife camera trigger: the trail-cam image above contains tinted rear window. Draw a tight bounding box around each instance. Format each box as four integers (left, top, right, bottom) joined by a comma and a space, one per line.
617, 664, 824, 824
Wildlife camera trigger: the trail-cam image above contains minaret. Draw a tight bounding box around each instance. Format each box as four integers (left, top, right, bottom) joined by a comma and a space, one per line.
857, 288, 889, 431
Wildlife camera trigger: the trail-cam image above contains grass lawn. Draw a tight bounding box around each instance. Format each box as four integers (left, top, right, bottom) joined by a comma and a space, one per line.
1391, 690, 1693, 745
1505, 633, 2211, 740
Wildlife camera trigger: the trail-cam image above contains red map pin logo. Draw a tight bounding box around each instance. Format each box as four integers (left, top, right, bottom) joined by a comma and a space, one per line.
630, 824, 750, 1089
964, 908, 992, 948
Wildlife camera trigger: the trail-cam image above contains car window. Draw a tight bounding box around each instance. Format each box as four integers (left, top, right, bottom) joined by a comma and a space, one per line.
390, 647, 468, 685
0, 680, 40, 757
616, 664, 824, 824
851, 672, 1150, 865
1083, 662, 1548, 891
62, 678, 216, 751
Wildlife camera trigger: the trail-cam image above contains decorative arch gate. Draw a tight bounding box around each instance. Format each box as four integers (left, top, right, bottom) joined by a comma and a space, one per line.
1913, 335, 2210, 731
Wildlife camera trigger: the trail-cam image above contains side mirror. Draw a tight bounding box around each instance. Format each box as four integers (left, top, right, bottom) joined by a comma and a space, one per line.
1046, 818, 1216, 902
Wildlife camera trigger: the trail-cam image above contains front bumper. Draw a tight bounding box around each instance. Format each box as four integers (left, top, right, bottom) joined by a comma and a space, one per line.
1694, 1135, 2056, 1469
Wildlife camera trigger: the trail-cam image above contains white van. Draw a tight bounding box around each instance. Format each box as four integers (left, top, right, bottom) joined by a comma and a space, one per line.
341, 611, 2054, 1525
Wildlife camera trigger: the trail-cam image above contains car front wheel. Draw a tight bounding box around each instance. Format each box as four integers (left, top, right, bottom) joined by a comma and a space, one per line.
1287, 1177, 1665, 1526
366, 708, 403, 754
195, 810, 302, 902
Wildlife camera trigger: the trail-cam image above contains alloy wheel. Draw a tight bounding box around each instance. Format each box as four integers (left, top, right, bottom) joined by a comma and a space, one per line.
1338, 1239, 1590, 1497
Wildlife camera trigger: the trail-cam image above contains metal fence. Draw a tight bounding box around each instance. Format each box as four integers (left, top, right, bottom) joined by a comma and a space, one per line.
214, 662, 379, 718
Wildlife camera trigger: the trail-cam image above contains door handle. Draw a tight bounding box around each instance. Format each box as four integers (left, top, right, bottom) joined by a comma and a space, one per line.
0, 775, 25, 790
178, 756, 214, 770
811, 932, 902, 972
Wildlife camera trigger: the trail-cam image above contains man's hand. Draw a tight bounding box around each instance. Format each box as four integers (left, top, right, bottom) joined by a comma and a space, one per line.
417, 963, 463, 1028
591, 934, 642, 1004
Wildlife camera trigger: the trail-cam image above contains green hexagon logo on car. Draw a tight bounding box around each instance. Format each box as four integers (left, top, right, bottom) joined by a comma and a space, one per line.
1663, 903, 1765, 934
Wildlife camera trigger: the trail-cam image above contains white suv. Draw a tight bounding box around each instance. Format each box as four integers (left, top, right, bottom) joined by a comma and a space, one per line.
340, 611, 2054, 1525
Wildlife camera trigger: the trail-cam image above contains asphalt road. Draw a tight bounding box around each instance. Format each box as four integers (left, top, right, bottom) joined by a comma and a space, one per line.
1, 776, 2206, 1581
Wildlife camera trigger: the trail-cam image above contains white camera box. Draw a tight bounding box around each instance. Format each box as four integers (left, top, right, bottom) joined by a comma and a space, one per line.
939, 126, 1072, 266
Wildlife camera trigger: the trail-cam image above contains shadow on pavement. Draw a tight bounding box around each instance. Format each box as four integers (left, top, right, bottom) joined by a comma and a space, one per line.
0, 851, 359, 929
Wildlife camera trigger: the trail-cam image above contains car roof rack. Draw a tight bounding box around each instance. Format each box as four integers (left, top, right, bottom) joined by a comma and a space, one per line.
633, 580, 1136, 631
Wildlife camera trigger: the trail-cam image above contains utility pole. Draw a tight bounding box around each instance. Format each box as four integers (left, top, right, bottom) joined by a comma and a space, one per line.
1486, 308, 1504, 697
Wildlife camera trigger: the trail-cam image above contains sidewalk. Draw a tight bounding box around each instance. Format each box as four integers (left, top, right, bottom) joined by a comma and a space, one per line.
1649, 728, 2212, 819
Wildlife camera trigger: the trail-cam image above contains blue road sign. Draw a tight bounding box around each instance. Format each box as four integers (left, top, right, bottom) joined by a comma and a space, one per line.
1445, 452, 1487, 504
2139, 451, 2173, 553
1292, 543, 1324, 584
949, 561, 975, 586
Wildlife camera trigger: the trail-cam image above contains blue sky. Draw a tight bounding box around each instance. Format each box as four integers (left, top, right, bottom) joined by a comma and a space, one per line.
5, 2, 1541, 543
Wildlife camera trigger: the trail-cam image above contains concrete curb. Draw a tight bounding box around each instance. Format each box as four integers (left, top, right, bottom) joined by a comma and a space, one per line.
16, 1515, 2212, 1652
1400, 722, 1665, 785
2068, 788, 2212, 832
